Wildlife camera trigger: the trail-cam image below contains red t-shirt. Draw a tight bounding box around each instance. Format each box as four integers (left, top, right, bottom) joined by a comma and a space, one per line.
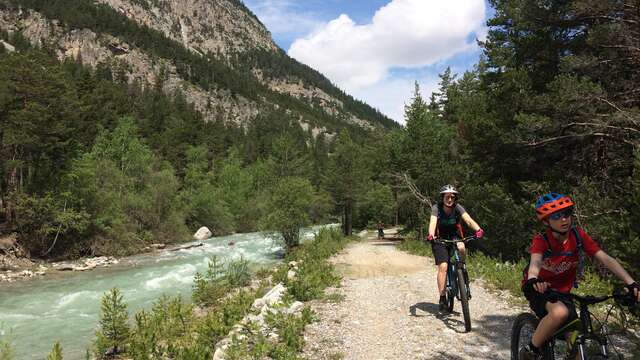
526, 227, 601, 292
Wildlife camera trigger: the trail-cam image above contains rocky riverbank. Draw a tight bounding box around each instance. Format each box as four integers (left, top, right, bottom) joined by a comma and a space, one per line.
0, 227, 213, 282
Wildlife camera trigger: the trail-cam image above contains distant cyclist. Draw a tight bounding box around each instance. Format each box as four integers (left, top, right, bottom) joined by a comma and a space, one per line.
377, 220, 385, 240
426, 184, 484, 311
519, 192, 640, 360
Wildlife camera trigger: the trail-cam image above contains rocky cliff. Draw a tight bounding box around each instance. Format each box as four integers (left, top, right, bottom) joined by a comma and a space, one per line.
0, 0, 394, 132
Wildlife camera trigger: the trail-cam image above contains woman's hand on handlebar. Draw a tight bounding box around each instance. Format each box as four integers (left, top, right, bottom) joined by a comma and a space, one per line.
426, 234, 435, 242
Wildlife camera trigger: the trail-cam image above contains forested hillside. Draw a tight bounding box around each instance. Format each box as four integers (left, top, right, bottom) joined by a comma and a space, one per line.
391, 0, 640, 272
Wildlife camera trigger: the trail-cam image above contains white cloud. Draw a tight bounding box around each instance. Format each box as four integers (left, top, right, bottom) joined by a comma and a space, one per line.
288, 0, 486, 91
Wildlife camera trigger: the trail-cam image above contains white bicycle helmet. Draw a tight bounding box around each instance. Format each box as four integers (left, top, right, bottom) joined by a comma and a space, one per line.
440, 184, 458, 195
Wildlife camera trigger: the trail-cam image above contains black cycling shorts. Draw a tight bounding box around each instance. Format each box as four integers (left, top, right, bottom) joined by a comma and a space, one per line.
526, 291, 578, 322
431, 241, 450, 265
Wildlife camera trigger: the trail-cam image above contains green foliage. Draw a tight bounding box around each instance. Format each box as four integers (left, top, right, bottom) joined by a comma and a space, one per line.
225, 308, 314, 360
128, 295, 205, 359
466, 252, 529, 300
215, 149, 257, 232
265, 308, 314, 358
280, 228, 349, 301
46, 342, 63, 360
12, 192, 89, 257
326, 130, 370, 235
195, 289, 257, 348
354, 182, 395, 229
192, 256, 251, 307
461, 183, 533, 260
260, 177, 316, 249
180, 145, 234, 235
95, 288, 129, 358
66, 117, 187, 255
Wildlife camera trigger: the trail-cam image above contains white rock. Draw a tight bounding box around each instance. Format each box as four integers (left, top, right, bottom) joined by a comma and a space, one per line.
212, 345, 227, 360
286, 301, 304, 314
287, 269, 297, 280
0, 40, 15, 52
262, 283, 286, 306
193, 226, 212, 240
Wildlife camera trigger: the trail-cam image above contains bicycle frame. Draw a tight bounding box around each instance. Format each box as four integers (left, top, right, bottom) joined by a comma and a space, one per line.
547, 292, 614, 359
446, 247, 463, 299
542, 290, 632, 359
436, 237, 474, 301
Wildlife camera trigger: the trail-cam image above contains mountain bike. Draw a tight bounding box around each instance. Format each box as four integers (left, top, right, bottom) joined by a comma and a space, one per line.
435, 236, 476, 332
511, 289, 637, 359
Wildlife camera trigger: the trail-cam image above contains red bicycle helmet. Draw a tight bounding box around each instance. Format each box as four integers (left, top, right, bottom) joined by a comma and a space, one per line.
535, 192, 574, 220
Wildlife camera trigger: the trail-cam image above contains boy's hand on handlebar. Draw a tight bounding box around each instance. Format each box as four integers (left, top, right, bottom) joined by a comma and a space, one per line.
534, 281, 550, 294
626, 282, 640, 303
523, 278, 550, 296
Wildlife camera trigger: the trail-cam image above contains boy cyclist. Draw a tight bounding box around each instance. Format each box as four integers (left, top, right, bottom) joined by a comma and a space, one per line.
426, 184, 484, 311
520, 192, 640, 359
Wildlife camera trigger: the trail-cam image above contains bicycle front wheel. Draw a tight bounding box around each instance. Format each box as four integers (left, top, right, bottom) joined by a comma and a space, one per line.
511, 313, 555, 360
456, 267, 471, 332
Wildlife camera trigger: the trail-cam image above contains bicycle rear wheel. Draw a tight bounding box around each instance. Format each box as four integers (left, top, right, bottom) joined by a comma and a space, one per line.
511, 313, 555, 360
456, 267, 471, 332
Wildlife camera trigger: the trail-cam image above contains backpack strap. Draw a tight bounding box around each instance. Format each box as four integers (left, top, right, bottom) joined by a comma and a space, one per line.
542, 227, 585, 288
572, 226, 585, 288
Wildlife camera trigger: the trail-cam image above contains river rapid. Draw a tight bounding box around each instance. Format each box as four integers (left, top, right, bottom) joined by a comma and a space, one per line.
0, 228, 325, 359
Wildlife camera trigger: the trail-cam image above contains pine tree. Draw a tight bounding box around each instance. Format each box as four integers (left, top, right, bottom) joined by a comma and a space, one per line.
95, 288, 129, 358
46, 342, 63, 360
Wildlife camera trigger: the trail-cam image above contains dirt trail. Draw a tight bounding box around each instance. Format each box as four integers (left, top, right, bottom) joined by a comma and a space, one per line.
302, 229, 525, 360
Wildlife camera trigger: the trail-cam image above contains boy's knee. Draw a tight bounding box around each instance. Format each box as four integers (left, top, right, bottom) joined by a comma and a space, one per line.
548, 303, 570, 323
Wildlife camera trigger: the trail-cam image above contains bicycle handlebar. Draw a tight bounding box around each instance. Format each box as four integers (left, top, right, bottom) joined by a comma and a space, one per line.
433, 236, 477, 245
545, 289, 637, 307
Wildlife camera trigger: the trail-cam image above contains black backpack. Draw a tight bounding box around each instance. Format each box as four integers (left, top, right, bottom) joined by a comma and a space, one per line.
521, 226, 585, 289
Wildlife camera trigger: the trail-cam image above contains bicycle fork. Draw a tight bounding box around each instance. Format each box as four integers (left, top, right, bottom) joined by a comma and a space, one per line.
454, 257, 471, 300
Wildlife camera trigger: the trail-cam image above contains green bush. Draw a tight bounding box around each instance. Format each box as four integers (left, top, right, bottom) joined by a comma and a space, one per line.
194, 289, 257, 348
94, 288, 129, 358
192, 256, 251, 307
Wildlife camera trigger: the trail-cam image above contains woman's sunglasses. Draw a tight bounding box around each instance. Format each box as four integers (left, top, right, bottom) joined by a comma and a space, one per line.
548, 208, 573, 220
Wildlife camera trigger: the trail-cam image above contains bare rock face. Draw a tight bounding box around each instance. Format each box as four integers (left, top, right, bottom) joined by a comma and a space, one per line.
0, 9, 261, 125
97, 0, 278, 56
0, 1, 383, 133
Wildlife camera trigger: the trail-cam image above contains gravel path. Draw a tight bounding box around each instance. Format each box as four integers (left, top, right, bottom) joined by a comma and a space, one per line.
302, 229, 526, 360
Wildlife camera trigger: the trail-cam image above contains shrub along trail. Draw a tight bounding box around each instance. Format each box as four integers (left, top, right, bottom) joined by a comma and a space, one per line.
302, 229, 525, 359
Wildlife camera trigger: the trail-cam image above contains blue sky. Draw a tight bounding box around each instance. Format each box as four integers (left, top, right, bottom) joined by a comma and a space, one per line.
243, 0, 494, 124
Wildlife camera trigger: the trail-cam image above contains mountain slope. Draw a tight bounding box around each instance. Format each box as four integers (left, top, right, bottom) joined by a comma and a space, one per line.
0, 0, 397, 134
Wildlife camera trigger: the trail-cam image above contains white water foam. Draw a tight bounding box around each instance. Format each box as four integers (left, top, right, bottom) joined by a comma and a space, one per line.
55, 290, 98, 309
144, 263, 197, 290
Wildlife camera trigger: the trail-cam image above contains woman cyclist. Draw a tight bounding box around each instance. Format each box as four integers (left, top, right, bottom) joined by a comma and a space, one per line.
520, 193, 640, 360
426, 184, 484, 311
